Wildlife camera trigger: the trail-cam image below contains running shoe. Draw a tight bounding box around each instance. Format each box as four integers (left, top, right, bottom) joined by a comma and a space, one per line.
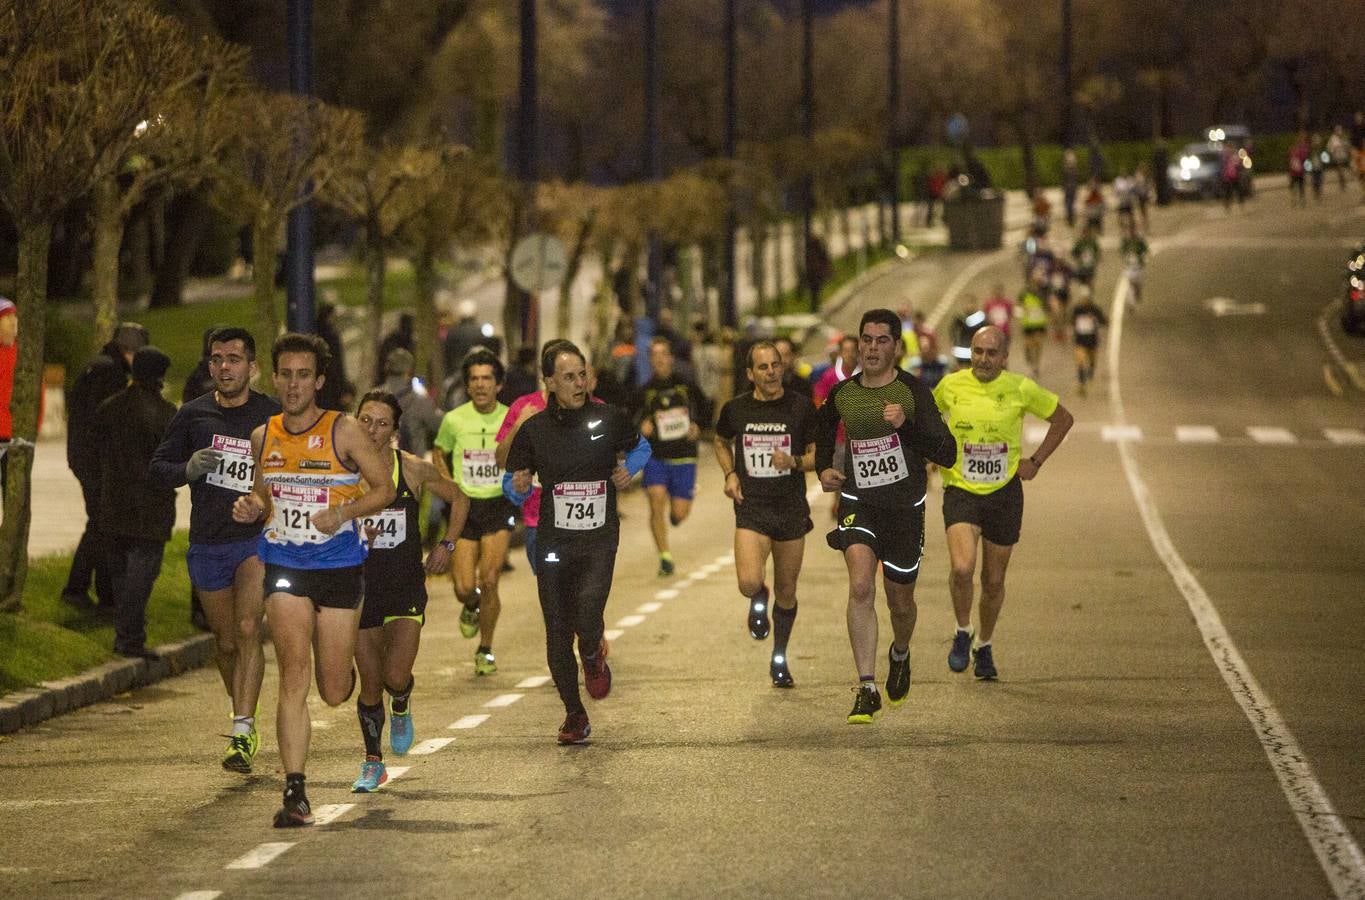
747, 586, 771, 640
557, 712, 591, 745
458, 603, 481, 639
769, 653, 794, 688
886, 645, 911, 707
948, 628, 973, 673
351, 756, 388, 793
273, 791, 314, 828
657, 556, 675, 577
582, 638, 612, 700
474, 648, 497, 676
973, 644, 998, 681
221, 733, 254, 773
847, 683, 882, 724
389, 705, 413, 756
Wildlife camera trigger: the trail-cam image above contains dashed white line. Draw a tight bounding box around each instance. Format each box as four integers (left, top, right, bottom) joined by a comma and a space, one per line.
515, 675, 553, 689
654, 589, 679, 600
615, 615, 646, 627
603, 628, 625, 640
175, 892, 222, 900
309, 720, 332, 729
1175, 425, 1221, 443
312, 803, 355, 826
699, 564, 722, 575
226, 842, 295, 870
1247, 426, 1297, 444
1101, 424, 1143, 442
449, 714, 489, 730
407, 738, 455, 755
1324, 428, 1365, 445
637, 602, 663, 613
483, 693, 523, 708
1110, 256, 1365, 899
715, 554, 735, 566
384, 767, 410, 784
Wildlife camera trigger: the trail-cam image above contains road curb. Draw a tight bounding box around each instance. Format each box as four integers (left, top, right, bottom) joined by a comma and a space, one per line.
0, 632, 216, 735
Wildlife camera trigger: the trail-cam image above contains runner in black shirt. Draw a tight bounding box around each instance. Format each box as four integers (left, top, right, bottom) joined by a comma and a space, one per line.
815, 309, 957, 723
149, 327, 280, 772
637, 337, 707, 576
506, 342, 651, 745
713, 341, 816, 688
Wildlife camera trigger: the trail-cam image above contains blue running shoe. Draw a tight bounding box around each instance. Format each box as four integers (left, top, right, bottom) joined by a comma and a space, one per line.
351, 756, 388, 793
973, 644, 998, 680
948, 628, 973, 673
390, 704, 413, 756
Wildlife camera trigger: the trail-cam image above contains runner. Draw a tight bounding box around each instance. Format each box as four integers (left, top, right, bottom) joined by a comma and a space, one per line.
815, 309, 957, 723
1120, 221, 1150, 308
713, 341, 817, 687
637, 336, 706, 576
1018, 274, 1050, 380
350, 390, 472, 792
1069, 284, 1108, 396
933, 326, 1073, 681
432, 348, 512, 676
505, 341, 651, 744
231, 332, 395, 828
149, 327, 279, 773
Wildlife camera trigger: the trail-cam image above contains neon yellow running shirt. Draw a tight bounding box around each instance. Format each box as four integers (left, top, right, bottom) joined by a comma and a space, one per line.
434, 401, 508, 499
932, 368, 1058, 495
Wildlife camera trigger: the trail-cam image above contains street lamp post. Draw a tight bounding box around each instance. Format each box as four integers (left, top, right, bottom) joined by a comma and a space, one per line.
513, 0, 538, 351
1060, 0, 1073, 149
285, 0, 316, 334
801, 0, 815, 313
721, 0, 737, 329
888, 0, 901, 245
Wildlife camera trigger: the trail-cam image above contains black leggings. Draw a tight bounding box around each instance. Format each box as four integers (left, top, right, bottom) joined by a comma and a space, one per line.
536, 540, 618, 716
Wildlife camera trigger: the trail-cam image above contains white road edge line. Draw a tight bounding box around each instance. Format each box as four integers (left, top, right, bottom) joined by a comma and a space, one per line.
448, 714, 489, 730
1317, 300, 1365, 391
225, 842, 295, 870
1109, 254, 1365, 898
923, 246, 1015, 331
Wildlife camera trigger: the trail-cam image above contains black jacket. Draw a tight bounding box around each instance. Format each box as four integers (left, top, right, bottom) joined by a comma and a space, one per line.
66, 342, 130, 479
96, 383, 178, 541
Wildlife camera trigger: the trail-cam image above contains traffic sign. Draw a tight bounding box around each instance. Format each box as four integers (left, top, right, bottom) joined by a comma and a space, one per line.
510, 233, 569, 294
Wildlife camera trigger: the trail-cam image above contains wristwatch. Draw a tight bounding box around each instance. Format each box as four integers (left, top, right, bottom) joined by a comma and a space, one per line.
438, 538, 456, 552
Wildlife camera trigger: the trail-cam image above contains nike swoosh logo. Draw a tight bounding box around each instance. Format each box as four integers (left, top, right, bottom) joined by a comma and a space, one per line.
590, 434, 604, 441
587, 420, 602, 429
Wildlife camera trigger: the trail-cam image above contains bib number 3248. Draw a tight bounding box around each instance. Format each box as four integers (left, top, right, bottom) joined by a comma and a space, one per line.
849, 434, 907, 488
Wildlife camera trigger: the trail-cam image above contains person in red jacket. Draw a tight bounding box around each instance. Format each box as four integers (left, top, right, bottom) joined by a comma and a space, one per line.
0, 298, 15, 493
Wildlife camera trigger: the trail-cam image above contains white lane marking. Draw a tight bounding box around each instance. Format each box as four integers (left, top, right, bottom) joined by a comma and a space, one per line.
175, 893, 222, 900
671, 579, 691, 589
615, 615, 646, 627
603, 629, 625, 641
1175, 425, 1221, 443
1317, 300, 1365, 391
715, 554, 735, 566
654, 589, 679, 601
1025, 423, 1049, 445
226, 842, 295, 870
637, 602, 663, 613
1101, 424, 1143, 442
449, 715, 489, 730
1109, 258, 1365, 899
312, 803, 355, 826
1323, 428, 1365, 445
515, 675, 553, 689
688, 570, 711, 581
310, 720, 331, 728
923, 247, 1015, 331
483, 693, 523, 708
1247, 426, 1297, 444
699, 564, 722, 575
407, 738, 455, 755
384, 767, 410, 783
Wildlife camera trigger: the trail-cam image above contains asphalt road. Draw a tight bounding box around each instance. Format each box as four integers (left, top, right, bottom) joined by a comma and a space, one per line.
2, 186, 1362, 900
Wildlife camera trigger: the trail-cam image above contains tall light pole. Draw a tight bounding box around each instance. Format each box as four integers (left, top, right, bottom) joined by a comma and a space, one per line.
285, 0, 316, 334
644, 0, 662, 328
1060, 0, 1073, 149
512, 0, 538, 351
800, 0, 815, 313
887, 0, 902, 245
721, 0, 737, 329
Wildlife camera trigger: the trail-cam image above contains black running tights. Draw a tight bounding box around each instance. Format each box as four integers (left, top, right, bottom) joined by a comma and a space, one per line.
535, 541, 617, 716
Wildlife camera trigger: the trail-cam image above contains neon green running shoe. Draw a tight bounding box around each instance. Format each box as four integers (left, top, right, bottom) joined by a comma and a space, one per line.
458, 603, 480, 639
474, 648, 497, 676
222, 733, 255, 773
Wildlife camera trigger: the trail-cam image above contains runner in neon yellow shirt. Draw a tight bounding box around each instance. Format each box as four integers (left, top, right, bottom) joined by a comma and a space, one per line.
932, 326, 1072, 680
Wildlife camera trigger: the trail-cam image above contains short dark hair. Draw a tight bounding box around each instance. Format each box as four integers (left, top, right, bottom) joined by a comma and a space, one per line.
272, 332, 331, 373
208, 326, 256, 360
541, 340, 586, 378
462, 347, 505, 386
649, 335, 673, 354
746, 340, 779, 369
357, 389, 402, 425
858, 308, 903, 341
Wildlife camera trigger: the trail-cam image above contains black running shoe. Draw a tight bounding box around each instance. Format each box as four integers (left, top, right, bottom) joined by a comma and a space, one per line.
847, 683, 881, 724
948, 628, 973, 673
747, 586, 771, 640
886, 645, 911, 706
973, 644, 998, 681
273, 791, 314, 828
769, 652, 794, 688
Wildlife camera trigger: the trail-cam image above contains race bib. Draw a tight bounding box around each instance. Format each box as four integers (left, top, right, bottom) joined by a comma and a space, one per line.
205, 434, 254, 493
552, 480, 607, 531
963, 441, 1009, 484
742, 433, 791, 479
849, 434, 907, 488
361, 508, 406, 550
655, 406, 691, 442
1074, 313, 1097, 336
266, 483, 346, 544
1050, 271, 1067, 291
461, 448, 500, 488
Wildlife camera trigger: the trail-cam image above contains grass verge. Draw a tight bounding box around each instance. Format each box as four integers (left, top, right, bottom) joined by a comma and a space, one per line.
0, 531, 200, 694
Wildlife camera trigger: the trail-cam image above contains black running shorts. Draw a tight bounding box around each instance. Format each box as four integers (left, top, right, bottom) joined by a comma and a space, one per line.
263, 563, 364, 611
460, 496, 517, 541
735, 501, 812, 543
942, 476, 1024, 546
359, 582, 428, 630
825, 493, 925, 584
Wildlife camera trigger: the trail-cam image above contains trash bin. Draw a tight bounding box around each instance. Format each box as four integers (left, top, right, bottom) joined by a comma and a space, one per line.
943, 191, 1005, 250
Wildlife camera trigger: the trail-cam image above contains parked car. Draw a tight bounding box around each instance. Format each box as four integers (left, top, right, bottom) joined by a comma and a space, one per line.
1343, 243, 1365, 336
1167, 125, 1256, 200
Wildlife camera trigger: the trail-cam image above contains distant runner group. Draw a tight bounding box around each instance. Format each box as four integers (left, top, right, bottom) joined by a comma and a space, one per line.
150, 306, 1071, 826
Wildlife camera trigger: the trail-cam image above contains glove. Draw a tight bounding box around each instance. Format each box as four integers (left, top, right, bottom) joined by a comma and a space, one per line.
186, 447, 222, 480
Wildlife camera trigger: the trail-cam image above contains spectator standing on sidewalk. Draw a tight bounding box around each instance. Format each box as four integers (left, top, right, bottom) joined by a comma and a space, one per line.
316, 302, 349, 411
1288, 133, 1310, 206
0, 298, 16, 493
1061, 150, 1080, 229
98, 347, 177, 657
63, 322, 149, 611
379, 348, 442, 458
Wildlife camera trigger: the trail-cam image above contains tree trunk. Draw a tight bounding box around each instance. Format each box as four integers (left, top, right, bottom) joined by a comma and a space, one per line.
0, 223, 52, 612
150, 191, 211, 308
363, 227, 386, 387
591, 245, 614, 366
411, 239, 443, 391
90, 174, 125, 354
557, 214, 594, 342
252, 215, 282, 356
1018, 112, 1038, 197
